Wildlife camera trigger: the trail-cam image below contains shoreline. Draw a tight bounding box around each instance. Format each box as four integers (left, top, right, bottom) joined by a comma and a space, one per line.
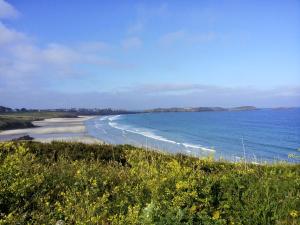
0, 116, 102, 144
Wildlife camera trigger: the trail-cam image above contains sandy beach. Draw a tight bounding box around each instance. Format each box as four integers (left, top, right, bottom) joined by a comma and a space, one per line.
0, 116, 102, 144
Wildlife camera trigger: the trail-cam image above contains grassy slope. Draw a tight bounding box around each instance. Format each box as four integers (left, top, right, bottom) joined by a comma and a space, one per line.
0, 112, 76, 131
0, 141, 299, 224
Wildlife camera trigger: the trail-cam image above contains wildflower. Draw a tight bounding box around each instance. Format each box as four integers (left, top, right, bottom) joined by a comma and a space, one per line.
212, 210, 220, 219
290, 210, 298, 218
176, 181, 189, 190
189, 205, 197, 213
91, 179, 97, 187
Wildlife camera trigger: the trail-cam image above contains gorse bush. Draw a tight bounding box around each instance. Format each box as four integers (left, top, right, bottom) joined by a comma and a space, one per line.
0, 142, 299, 224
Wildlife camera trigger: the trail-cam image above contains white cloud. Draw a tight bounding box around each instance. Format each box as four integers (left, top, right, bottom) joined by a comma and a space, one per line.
1, 84, 299, 109
130, 83, 213, 93
122, 83, 300, 105
127, 3, 169, 34
0, 0, 19, 19
0, 18, 135, 87
190, 32, 216, 43
77, 41, 113, 53
159, 30, 217, 46
0, 21, 26, 45
42, 43, 80, 65
121, 37, 142, 50
159, 30, 186, 46
0, 0, 136, 87
128, 20, 144, 34
78, 41, 111, 52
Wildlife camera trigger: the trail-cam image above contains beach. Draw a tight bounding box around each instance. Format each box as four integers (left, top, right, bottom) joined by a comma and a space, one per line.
0, 116, 102, 144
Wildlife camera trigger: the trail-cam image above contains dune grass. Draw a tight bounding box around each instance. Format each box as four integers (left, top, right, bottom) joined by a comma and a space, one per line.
0, 141, 299, 224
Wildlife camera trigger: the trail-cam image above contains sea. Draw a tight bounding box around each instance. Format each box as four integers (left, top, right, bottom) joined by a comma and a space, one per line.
86, 108, 300, 163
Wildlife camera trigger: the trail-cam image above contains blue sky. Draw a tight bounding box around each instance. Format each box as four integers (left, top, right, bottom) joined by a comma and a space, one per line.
0, 0, 299, 109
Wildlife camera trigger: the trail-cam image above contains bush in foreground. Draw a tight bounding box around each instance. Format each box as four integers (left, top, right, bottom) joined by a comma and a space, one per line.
0, 141, 299, 224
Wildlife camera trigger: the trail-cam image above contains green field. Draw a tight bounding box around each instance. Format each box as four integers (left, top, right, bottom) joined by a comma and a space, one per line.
0, 112, 76, 131
0, 141, 299, 224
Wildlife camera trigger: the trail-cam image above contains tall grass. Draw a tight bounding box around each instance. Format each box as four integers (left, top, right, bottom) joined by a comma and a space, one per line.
0, 141, 299, 224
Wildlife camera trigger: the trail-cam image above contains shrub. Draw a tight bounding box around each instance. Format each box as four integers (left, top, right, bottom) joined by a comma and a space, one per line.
0, 141, 299, 224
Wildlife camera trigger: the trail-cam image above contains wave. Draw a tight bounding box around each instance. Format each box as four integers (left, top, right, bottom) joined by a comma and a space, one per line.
108, 115, 121, 121
103, 118, 216, 153
99, 116, 109, 121
182, 143, 215, 152
87, 110, 300, 162
108, 122, 179, 144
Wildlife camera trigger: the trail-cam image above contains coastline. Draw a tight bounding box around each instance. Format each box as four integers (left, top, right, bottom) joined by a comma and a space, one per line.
0, 116, 102, 144
87, 110, 300, 163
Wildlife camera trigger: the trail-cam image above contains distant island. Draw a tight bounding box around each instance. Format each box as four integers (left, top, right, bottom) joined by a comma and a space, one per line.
145, 106, 257, 113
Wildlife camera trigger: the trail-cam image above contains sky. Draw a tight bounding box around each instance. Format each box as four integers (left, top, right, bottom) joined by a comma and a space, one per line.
0, 0, 299, 109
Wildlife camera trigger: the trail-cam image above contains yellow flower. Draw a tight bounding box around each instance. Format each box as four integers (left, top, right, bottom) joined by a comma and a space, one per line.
290, 210, 298, 218
212, 210, 220, 219
175, 181, 189, 190
92, 179, 97, 187
189, 205, 197, 213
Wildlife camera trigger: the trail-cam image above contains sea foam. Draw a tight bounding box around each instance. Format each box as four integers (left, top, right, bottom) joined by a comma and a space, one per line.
100, 115, 215, 152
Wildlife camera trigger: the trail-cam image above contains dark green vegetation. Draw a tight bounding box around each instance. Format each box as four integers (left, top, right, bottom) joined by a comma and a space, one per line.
0, 116, 35, 130
0, 105, 138, 117
0, 141, 299, 224
0, 111, 77, 131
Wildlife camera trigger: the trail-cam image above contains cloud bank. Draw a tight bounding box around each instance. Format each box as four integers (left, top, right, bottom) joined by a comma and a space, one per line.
1, 84, 299, 109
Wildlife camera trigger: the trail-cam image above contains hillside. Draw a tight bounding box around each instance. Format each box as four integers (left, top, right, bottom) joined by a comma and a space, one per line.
0, 141, 299, 224
0, 112, 77, 131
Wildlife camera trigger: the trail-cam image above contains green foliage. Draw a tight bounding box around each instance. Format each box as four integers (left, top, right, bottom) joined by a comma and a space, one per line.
0, 111, 76, 130
0, 141, 299, 224
0, 117, 35, 130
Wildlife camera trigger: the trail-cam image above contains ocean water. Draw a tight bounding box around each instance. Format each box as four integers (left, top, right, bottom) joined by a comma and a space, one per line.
85, 108, 300, 163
